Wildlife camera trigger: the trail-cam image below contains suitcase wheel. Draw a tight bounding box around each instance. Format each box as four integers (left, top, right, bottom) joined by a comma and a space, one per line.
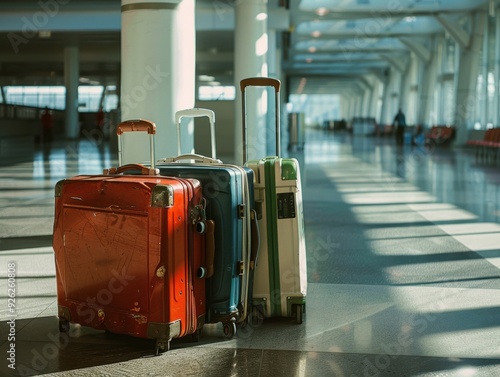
155, 339, 171, 355
58, 320, 70, 333
191, 329, 202, 342
250, 305, 264, 326
293, 304, 304, 325
223, 321, 237, 340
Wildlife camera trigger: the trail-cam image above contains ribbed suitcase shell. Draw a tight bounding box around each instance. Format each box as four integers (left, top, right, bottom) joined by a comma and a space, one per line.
53, 173, 206, 352
155, 163, 254, 330
245, 157, 307, 322
240, 77, 307, 324
154, 108, 256, 337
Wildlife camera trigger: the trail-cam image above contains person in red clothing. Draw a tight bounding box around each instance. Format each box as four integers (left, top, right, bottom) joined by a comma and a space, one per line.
40, 107, 53, 144
96, 106, 104, 129
95, 106, 105, 139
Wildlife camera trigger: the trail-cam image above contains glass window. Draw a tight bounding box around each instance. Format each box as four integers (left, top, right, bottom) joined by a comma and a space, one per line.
4, 86, 66, 109
3, 85, 112, 113
289, 94, 341, 126
78, 86, 104, 112
103, 85, 119, 112
198, 86, 235, 100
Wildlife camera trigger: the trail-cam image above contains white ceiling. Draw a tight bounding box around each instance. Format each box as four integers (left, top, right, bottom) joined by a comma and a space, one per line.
286, 0, 491, 94
0, 0, 493, 97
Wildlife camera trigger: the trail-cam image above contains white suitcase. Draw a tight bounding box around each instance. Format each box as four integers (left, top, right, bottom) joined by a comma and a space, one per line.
241, 77, 307, 323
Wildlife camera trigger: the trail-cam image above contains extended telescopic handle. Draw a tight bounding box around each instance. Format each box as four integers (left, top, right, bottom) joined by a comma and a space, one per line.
240, 77, 281, 92
116, 119, 156, 169
175, 108, 216, 159
240, 77, 281, 164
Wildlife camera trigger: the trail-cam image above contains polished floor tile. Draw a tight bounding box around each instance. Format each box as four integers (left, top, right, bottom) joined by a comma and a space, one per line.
1, 131, 500, 376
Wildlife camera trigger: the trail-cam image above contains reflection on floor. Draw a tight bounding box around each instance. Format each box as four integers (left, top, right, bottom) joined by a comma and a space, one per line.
2, 130, 500, 376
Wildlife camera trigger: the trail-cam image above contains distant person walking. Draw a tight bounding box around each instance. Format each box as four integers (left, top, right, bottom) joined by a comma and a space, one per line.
96, 107, 104, 129
393, 108, 406, 146
95, 106, 105, 139
40, 107, 53, 144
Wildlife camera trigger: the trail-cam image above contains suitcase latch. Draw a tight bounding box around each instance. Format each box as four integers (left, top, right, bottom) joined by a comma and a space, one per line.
237, 261, 244, 275
238, 204, 246, 219
191, 198, 207, 225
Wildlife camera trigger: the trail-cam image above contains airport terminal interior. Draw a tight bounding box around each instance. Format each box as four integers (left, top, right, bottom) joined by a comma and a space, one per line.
2, 0, 500, 376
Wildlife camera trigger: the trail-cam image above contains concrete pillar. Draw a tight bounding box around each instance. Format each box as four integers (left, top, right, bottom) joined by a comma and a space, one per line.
340, 96, 349, 121
120, 0, 195, 165
64, 45, 79, 139
379, 71, 390, 126
419, 36, 441, 128
234, 0, 268, 164
362, 85, 372, 117
481, 16, 490, 126
392, 70, 403, 119
405, 53, 419, 126
436, 38, 445, 125
400, 53, 416, 123
381, 69, 401, 125
370, 76, 382, 121
494, 8, 500, 126
454, 12, 486, 145
356, 87, 365, 117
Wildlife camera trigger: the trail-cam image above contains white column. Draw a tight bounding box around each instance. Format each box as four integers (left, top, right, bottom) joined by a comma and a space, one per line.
407, 54, 421, 126
437, 37, 447, 125
370, 76, 382, 121
120, 0, 195, 165
363, 85, 373, 117
494, 8, 500, 126
356, 92, 363, 117
379, 72, 390, 126
455, 12, 485, 144
381, 69, 401, 125
340, 96, 349, 121
173, 0, 196, 152
64, 46, 79, 139
482, 16, 490, 126
234, 0, 268, 164
400, 53, 415, 122
419, 36, 440, 128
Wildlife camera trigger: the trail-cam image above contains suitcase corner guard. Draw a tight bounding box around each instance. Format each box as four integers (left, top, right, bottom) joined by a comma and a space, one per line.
147, 320, 181, 340
286, 296, 306, 317
151, 185, 175, 208
58, 305, 71, 321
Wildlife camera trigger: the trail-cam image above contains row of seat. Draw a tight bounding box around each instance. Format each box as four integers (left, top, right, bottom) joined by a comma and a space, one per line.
466, 128, 500, 160
425, 125, 455, 145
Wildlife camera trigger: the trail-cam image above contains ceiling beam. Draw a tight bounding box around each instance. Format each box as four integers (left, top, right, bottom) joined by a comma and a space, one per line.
399, 37, 431, 63
291, 8, 486, 23
434, 13, 471, 49
379, 53, 408, 72
292, 32, 436, 43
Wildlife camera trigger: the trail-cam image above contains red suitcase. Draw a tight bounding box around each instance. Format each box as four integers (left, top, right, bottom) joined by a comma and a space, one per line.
53, 120, 209, 353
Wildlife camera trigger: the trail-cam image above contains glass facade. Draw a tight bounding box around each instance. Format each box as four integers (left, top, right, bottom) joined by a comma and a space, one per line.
1, 85, 118, 112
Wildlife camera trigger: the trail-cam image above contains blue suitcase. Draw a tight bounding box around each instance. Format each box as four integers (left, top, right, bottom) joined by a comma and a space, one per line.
157, 108, 258, 338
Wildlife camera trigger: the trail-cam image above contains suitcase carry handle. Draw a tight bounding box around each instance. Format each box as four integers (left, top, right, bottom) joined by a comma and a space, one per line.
176, 108, 217, 159
205, 220, 215, 278
158, 153, 222, 164
240, 77, 281, 163
116, 119, 156, 169
104, 163, 159, 176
